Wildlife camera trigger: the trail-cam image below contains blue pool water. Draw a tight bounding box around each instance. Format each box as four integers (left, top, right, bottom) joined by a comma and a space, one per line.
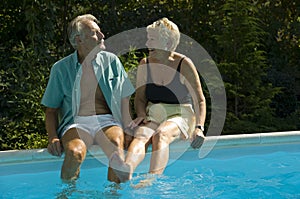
1, 144, 300, 199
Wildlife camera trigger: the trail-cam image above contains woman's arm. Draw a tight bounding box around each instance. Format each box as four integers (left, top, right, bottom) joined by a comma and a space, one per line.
181, 57, 206, 148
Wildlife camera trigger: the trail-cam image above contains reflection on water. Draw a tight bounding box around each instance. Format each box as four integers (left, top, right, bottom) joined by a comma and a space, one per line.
55, 180, 123, 199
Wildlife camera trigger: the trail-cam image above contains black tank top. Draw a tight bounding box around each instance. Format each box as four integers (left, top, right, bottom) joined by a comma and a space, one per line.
145, 57, 191, 104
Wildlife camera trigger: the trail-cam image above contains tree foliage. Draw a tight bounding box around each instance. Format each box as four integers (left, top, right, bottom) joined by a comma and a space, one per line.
0, 0, 299, 150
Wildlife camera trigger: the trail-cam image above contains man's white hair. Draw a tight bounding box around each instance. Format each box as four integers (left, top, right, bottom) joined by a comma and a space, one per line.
67, 14, 99, 49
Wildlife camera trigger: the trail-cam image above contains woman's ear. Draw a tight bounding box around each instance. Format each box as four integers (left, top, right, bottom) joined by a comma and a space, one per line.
165, 40, 173, 51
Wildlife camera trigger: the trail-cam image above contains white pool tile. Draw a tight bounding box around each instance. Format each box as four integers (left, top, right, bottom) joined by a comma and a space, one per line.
1, 131, 299, 164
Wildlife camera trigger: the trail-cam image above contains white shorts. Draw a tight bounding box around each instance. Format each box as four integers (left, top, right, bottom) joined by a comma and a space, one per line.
61, 114, 122, 138
146, 103, 195, 139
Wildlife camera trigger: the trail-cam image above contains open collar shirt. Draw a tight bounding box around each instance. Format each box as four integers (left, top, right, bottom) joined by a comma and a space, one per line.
41, 50, 135, 137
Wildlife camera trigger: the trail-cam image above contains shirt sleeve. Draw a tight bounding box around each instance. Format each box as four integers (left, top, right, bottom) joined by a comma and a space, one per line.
41, 64, 64, 108
116, 58, 135, 98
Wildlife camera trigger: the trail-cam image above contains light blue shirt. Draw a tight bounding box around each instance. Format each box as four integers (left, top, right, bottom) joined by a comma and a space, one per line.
41, 50, 135, 137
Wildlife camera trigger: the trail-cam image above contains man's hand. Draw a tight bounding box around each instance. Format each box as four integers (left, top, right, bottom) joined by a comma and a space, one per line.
190, 129, 205, 149
47, 137, 63, 157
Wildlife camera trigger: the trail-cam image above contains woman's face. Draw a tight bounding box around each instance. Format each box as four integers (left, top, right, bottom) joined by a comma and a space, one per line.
146, 29, 167, 51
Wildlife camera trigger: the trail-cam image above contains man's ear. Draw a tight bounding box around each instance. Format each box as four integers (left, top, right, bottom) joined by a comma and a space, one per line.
75, 35, 82, 45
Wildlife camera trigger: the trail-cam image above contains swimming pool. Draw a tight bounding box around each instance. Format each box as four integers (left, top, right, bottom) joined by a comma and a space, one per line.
1, 131, 299, 198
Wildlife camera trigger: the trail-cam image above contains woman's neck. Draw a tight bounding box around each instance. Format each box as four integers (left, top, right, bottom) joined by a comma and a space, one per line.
150, 50, 174, 63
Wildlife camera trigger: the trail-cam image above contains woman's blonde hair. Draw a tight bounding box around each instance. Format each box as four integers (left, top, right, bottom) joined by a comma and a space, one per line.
67, 14, 100, 49
147, 17, 180, 51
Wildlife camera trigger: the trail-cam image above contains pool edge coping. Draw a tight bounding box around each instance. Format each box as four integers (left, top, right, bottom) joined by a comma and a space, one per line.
1, 131, 300, 164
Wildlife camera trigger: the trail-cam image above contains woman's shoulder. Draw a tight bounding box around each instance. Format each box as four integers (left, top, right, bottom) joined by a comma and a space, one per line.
138, 57, 148, 66
173, 52, 192, 64
173, 51, 184, 58
172, 52, 188, 61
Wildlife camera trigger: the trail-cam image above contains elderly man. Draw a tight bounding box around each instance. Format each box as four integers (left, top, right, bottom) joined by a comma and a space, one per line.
42, 14, 134, 182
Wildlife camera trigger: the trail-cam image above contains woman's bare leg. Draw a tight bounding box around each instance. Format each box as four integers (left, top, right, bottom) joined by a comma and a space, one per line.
150, 121, 180, 174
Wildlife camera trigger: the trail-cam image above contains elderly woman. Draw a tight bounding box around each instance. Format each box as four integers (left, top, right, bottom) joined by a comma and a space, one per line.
110, 17, 206, 182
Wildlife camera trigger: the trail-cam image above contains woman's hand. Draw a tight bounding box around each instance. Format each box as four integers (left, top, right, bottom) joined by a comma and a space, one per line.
124, 117, 151, 149
127, 116, 149, 129
190, 128, 205, 149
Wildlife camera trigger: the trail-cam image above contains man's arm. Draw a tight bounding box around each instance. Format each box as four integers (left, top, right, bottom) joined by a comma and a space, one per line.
134, 59, 148, 120
121, 97, 134, 149
121, 97, 132, 128
45, 107, 62, 156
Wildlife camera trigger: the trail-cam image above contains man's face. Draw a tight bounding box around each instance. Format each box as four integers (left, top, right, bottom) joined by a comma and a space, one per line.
80, 20, 105, 53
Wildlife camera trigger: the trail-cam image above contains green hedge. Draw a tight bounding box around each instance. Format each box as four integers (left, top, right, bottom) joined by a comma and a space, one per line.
1, 0, 299, 150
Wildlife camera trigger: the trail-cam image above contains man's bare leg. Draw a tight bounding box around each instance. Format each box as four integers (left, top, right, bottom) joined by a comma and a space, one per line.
109, 151, 132, 182
61, 128, 93, 181
110, 124, 156, 182
95, 125, 124, 183
109, 138, 149, 182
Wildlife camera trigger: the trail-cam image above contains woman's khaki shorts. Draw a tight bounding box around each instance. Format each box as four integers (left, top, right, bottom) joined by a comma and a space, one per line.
146, 102, 195, 139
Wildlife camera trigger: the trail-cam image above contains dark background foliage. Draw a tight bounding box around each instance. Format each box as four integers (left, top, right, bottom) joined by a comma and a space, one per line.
1, 0, 299, 150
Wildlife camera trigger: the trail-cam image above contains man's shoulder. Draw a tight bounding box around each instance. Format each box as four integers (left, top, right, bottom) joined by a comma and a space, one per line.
97, 50, 118, 59
95, 50, 121, 67
52, 52, 77, 70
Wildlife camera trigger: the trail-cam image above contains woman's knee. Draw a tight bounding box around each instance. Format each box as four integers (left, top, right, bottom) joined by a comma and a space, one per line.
152, 128, 170, 144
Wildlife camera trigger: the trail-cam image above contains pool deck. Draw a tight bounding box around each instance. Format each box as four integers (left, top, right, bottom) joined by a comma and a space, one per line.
1, 131, 300, 165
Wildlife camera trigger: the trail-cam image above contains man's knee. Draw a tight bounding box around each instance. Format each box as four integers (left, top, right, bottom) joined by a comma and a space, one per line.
64, 140, 87, 163
103, 126, 124, 147
111, 131, 123, 147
